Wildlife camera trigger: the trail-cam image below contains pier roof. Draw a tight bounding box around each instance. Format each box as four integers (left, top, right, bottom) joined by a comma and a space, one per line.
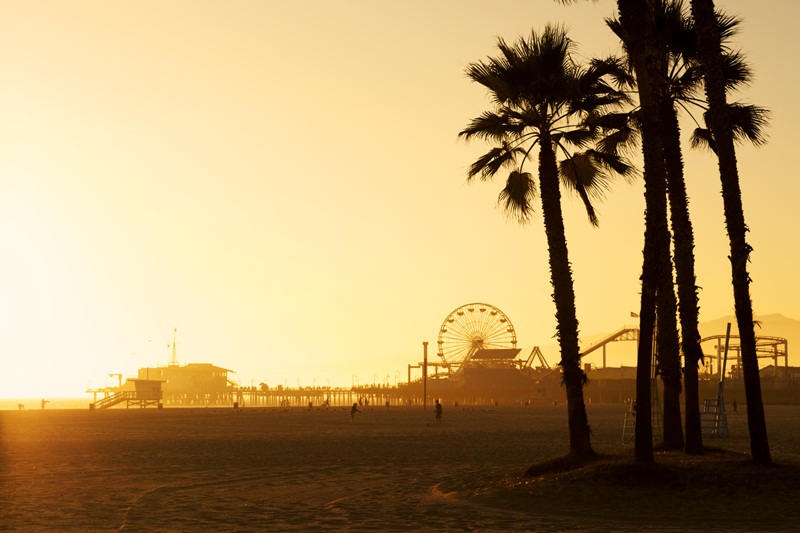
471, 348, 521, 360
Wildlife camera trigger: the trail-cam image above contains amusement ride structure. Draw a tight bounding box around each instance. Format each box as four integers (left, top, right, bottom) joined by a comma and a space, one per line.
403, 303, 554, 404
437, 302, 520, 373
86, 308, 793, 410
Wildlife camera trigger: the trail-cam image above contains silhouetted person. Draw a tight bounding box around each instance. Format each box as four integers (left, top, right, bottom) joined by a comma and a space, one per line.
732, 399, 738, 415
435, 399, 442, 425
40, 399, 48, 410
350, 403, 361, 423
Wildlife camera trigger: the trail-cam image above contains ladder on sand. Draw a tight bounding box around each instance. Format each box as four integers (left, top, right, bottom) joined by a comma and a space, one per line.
622, 378, 663, 444
621, 319, 662, 445
700, 396, 729, 438
701, 323, 730, 438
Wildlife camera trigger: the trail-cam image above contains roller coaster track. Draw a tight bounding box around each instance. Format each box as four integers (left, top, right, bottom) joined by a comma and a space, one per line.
699, 334, 789, 377
580, 326, 639, 357
699, 334, 788, 357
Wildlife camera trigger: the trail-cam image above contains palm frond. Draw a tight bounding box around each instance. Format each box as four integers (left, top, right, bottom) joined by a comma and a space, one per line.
513, 105, 548, 132
605, 15, 625, 43
466, 145, 522, 182
558, 152, 610, 211
690, 102, 771, 154
585, 148, 637, 181
721, 51, 753, 92
498, 170, 537, 224
558, 154, 601, 226
553, 127, 596, 149
596, 128, 635, 157
716, 10, 742, 50
670, 64, 703, 101
573, 90, 631, 114
587, 111, 634, 130
728, 102, 771, 146
558, 149, 636, 224
590, 54, 635, 90
690, 127, 716, 153
464, 61, 495, 89
590, 111, 641, 156
459, 111, 517, 143
465, 52, 520, 105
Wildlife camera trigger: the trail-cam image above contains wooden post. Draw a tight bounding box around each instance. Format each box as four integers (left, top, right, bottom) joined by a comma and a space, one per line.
423, 342, 428, 410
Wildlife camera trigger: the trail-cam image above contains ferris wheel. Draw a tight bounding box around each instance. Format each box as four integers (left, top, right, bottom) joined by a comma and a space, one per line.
437, 303, 517, 369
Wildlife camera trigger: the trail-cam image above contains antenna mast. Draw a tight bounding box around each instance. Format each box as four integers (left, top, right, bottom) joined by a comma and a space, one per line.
170, 328, 179, 366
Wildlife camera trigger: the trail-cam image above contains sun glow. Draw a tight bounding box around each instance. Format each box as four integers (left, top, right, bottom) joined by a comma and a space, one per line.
1, 0, 799, 401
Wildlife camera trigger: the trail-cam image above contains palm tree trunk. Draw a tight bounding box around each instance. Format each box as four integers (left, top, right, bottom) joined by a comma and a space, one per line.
635, 270, 655, 463
538, 133, 594, 458
618, 0, 672, 464
690, 0, 770, 465
656, 271, 684, 450
660, 99, 705, 454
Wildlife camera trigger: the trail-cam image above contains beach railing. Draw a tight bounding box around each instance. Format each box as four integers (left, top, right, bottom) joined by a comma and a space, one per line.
91, 391, 137, 410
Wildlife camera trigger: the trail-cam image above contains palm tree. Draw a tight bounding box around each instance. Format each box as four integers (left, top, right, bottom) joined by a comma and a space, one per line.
459, 25, 633, 458
561, 0, 681, 462
612, 0, 674, 464
690, 0, 771, 465
657, 6, 704, 451
673, 6, 768, 455
605, 2, 769, 454
606, 0, 696, 452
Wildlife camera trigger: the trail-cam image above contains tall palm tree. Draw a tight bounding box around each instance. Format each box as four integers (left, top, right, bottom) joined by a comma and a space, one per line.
673, 6, 768, 454
614, 0, 673, 464
606, 0, 696, 452
657, 6, 703, 451
690, 0, 771, 465
459, 25, 633, 458
561, 0, 679, 462
605, 2, 769, 454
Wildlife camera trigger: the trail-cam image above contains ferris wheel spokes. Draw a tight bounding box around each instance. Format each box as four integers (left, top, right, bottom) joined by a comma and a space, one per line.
436, 302, 517, 370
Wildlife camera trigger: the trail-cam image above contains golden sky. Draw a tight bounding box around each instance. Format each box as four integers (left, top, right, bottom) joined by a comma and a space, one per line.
1, 0, 798, 398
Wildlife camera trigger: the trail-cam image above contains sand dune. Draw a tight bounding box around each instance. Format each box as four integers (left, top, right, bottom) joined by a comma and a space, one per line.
1, 404, 798, 531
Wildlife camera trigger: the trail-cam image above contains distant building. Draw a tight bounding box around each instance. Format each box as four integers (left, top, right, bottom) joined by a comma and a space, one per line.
582, 365, 637, 405
583, 365, 637, 381
137, 363, 234, 405
758, 365, 800, 383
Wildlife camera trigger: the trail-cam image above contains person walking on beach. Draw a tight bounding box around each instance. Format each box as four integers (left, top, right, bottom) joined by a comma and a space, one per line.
350, 402, 361, 423
435, 399, 442, 425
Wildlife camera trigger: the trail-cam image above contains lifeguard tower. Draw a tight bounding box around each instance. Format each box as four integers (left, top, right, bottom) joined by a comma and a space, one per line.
89, 379, 164, 409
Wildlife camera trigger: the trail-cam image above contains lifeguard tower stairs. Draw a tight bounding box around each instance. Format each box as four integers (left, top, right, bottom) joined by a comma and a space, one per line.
89, 379, 163, 409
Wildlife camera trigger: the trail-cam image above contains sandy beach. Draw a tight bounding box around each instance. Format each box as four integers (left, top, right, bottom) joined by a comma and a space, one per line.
2, 403, 799, 532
